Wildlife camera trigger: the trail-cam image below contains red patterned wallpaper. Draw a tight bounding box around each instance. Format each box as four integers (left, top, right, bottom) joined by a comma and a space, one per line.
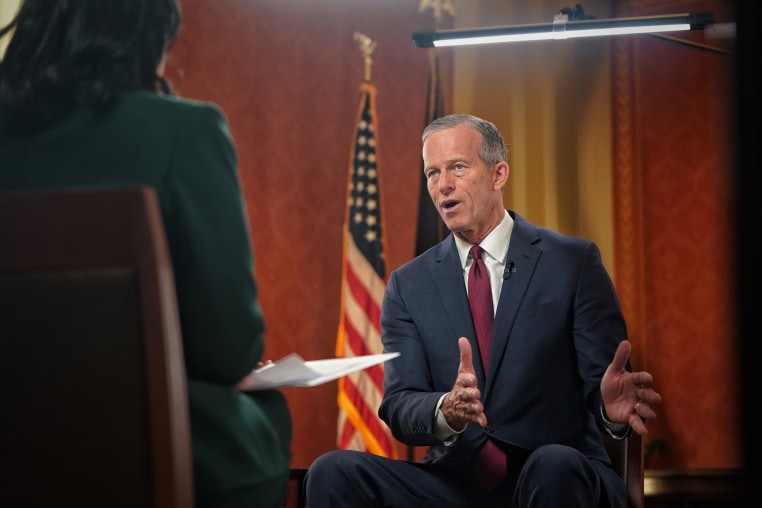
612, 0, 739, 469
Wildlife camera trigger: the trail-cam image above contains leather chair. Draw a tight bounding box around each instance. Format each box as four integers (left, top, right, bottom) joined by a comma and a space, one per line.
0, 187, 193, 507
602, 431, 645, 508
283, 468, 308, 508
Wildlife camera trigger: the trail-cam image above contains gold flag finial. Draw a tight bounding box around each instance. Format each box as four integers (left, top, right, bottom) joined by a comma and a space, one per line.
353, 32, 376, 82
418, 0, 456, 29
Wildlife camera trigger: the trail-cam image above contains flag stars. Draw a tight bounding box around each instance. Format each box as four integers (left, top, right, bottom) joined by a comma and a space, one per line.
347, 97, 383, 251
357, 137, 375, 149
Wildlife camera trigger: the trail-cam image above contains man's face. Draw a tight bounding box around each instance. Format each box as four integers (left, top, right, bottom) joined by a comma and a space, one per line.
422, 125, 506, 244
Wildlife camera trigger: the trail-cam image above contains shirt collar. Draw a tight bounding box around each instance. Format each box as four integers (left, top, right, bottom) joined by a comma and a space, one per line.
455, 210, 514, 269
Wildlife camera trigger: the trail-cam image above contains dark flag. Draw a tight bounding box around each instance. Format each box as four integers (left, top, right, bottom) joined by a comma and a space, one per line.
415, 48, 447, 256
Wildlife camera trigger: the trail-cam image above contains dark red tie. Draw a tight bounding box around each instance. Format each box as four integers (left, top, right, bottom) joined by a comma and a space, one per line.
467, 245, 506, 490
468, 245, 494, 367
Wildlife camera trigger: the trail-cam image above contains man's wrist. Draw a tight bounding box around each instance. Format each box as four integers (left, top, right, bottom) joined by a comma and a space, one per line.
435, 394, 464, 445
600, 405, 631, 440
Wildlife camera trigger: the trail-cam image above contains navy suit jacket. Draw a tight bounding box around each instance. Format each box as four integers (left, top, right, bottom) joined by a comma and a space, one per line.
378, 211, 627, 469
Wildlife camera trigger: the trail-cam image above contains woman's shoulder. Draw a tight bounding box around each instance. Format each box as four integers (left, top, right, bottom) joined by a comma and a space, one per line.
115, 90, 229, 130
118, 90, 224, 119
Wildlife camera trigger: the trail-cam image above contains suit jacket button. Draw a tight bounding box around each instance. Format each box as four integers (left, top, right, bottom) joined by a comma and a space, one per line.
485, 424, 495, 433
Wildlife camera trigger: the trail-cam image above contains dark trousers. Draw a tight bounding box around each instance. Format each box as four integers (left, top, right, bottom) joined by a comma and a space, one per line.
304, 444, 625, 508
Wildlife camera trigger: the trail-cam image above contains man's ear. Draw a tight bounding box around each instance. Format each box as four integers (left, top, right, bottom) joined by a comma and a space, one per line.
493, 161, 509, 190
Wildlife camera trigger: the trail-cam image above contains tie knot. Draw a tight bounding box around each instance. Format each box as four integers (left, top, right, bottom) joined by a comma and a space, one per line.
470, 245, 484, 261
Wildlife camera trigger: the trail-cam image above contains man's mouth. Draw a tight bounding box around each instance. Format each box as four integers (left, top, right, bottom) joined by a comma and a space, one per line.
442, 200, 458, 210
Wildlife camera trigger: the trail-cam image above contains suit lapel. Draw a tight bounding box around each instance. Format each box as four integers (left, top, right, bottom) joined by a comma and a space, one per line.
484, 215, 542, 394
430, 236, 488, 377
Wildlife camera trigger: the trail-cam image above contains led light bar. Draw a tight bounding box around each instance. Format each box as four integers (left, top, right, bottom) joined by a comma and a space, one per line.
412, 12, 715, 48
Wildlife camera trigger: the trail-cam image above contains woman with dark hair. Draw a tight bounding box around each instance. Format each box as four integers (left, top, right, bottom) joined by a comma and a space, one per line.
0, 1, 292, 507
0, 0, 181, 134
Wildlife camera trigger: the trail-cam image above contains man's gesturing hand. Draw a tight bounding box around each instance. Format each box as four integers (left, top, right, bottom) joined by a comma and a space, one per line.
440, 337, 487, 431
601, 340, 662, 436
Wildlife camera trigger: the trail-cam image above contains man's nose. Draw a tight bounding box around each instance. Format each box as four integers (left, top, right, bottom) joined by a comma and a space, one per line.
438, 171, 454, 192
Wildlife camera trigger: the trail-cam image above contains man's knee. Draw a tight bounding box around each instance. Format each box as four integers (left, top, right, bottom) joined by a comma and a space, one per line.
514, 445, 600, 507
523, 444, 586, 477
307, 450, 354, 484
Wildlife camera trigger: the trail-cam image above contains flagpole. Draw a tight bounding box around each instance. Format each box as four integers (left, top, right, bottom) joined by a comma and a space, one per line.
353, 31, 376, 83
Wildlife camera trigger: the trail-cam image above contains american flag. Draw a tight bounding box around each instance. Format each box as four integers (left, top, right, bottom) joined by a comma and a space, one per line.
335, 81, 397, 458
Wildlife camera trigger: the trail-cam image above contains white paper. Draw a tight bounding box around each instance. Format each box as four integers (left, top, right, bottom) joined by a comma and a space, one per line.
240, 352, 400, 390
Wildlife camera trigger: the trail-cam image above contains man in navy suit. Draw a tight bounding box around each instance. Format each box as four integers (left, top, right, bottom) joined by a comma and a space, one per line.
305, 114, 661, 508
